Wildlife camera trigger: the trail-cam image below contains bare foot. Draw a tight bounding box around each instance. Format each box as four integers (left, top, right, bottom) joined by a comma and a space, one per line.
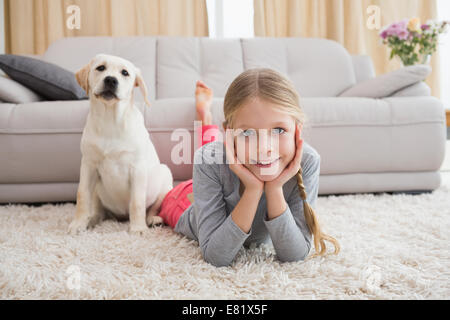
195, 80, 213, 125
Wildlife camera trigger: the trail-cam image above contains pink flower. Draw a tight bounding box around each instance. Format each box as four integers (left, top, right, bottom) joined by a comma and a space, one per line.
398, 30, 409, 40
380, 19, 410, 40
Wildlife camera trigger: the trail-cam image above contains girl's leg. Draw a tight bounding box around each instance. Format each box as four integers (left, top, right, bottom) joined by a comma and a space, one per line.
158, 179, 193, 229
158, 80, 217, 228
195, 80, 220, 149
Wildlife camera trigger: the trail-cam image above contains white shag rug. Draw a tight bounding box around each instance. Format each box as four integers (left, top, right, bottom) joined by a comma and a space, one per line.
1, 174, 450, 300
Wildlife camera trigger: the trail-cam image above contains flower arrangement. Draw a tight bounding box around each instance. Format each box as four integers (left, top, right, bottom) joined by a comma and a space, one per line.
380, 18, 449, 66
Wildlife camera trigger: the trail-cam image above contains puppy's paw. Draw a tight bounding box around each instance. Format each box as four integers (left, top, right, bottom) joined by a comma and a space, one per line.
129, 224, 148, 235
68, 219, 88, 235
146, 215, 164, 227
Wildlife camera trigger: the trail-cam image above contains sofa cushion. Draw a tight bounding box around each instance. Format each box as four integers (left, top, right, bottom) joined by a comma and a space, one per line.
339, 64, 432, 98
389, 81, 431, 97
241, 38, 356, 97
0, 75, 44, 103
156, 37, 244, 99
0, 54, 87, 101
299, 96, 445, 175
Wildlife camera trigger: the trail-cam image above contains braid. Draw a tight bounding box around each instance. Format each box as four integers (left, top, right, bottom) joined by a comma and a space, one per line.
296, 168, 308, 200
296, 167, 340, 258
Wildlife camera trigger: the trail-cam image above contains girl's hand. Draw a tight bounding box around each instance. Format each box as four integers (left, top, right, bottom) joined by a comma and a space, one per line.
265, 124, 304, 192
225, 129, 264, 193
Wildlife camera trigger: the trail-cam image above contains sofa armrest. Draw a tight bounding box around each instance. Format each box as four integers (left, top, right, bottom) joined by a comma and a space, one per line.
389, 81, 431, 97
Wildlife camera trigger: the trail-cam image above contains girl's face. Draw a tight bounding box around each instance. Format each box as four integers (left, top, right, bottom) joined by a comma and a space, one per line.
230, 97, 299, 182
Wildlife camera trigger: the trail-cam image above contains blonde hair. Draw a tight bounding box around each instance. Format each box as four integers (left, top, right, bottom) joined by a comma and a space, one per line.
223, 68, 340, 258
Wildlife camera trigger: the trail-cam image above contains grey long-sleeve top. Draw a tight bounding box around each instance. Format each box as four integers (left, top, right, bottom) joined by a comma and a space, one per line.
174, 140, 321, 267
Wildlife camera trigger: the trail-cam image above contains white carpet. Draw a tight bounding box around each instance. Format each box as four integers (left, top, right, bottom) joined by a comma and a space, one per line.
1, 174, 449, 300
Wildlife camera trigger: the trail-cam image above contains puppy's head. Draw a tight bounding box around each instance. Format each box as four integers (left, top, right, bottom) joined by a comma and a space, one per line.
75, 54, 150, 107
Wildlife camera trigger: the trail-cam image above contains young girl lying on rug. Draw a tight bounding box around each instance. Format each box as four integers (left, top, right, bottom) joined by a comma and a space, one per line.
158, 68, 340, 267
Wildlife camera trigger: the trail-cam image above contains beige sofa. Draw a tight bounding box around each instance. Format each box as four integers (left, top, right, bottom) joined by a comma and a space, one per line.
0, 36, 446, 203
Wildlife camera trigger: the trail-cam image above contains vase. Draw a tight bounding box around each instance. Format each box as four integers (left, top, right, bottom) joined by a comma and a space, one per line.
421, 54, 431, 65
398, 54, 431, 67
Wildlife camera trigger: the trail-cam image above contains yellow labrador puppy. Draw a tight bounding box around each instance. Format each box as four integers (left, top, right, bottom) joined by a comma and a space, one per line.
68, 54, 173, 235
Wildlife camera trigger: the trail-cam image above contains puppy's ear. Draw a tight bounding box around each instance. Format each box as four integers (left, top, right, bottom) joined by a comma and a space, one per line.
134, 68, 151, 107
75, 63, 91, 95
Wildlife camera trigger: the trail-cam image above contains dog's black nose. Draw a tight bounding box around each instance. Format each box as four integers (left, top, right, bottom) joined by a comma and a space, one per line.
104, 76, 118, 90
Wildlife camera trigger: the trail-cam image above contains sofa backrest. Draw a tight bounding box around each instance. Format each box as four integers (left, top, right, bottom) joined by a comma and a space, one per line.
43, 36, 359, 100
241, 37, 356, 97
351, 55, 376, 83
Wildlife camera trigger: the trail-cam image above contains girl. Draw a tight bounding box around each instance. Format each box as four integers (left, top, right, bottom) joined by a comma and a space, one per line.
158, 69, 340, 267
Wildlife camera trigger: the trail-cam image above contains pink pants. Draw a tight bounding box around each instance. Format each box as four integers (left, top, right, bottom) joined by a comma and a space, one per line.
158, 124, 220, 228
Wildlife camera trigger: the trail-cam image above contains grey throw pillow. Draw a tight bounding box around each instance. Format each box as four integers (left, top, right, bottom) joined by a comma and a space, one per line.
339, 64, 432, 98
0, 54, 87, 101
389, 81, 431, 97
